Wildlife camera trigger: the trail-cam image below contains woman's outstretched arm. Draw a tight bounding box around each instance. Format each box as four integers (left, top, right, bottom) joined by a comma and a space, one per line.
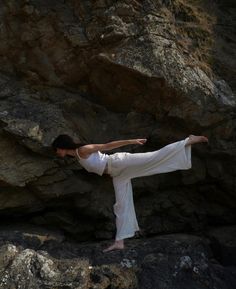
78, 139, 147, 158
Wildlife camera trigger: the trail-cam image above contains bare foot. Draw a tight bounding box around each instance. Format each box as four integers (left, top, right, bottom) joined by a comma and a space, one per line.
102, 240, 124, 253
186, 135, 209, 146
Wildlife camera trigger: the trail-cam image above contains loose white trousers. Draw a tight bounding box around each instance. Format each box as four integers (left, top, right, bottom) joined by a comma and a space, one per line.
107, 137, 192, 241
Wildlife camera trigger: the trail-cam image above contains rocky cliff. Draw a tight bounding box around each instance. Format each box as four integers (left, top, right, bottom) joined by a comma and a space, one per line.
0, 0, 235, 288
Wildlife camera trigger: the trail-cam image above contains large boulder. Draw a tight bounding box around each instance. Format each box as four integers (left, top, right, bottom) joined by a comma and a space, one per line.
0, 227, 236, 289
0, 3, 235, 285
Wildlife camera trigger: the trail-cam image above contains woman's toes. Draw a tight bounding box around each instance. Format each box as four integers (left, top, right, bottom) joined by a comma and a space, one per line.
188, 135, 208, 145
102, 243, 124, 253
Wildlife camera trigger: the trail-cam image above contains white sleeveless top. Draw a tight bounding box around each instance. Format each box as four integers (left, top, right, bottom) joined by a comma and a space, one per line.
75, 149, 109, 176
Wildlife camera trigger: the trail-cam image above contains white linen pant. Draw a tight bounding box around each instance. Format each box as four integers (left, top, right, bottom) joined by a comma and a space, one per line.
107, 137, 192, 241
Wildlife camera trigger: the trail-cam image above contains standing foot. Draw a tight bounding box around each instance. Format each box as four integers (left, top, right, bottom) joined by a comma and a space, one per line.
186, 135, 209, 146
102, 240, 124, 253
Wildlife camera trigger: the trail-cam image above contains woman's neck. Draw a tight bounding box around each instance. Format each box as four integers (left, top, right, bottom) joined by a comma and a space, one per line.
66, 149, 77, 157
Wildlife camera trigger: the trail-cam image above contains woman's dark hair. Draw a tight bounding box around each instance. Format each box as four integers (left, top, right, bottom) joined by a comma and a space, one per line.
51, 134, 84, 151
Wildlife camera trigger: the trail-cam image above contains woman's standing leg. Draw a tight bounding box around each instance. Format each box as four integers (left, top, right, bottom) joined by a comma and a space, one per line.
103, 177, 139, 252
112, 177, 139, 240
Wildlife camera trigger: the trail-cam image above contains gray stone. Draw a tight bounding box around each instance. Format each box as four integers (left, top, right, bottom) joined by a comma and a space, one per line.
0, 0, 235, 287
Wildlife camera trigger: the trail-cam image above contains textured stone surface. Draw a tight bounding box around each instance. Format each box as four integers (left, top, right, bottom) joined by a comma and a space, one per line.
0, 0, 235, 237
0, 228, 235, 289
0, 0, 235, 287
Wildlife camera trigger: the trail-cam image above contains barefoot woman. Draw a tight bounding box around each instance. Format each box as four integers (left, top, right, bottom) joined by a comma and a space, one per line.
52, 134, 208, 252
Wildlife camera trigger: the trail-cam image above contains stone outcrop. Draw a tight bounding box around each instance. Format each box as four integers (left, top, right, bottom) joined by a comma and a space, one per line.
0, 227, 236, 289
0, 0, 235, 287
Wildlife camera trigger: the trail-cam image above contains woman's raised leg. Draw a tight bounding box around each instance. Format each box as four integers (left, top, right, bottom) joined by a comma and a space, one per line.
117, 135, 208, 180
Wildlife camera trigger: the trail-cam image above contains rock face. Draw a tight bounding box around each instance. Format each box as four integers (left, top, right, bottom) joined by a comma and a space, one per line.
0, 227, 236, 289
0, 0, 235, 287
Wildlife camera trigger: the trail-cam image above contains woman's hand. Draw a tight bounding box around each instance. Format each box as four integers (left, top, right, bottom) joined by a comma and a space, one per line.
132, 139, 147, 145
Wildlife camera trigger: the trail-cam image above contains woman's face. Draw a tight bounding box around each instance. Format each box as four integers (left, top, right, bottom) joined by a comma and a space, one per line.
56, 148, 67, 158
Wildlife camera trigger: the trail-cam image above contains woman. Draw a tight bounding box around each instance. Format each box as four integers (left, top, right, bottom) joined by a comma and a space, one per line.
52, 134, 208, 252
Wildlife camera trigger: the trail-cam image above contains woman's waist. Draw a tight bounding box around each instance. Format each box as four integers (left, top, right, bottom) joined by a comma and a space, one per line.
103, 161, 109, 175
103, 153, 128, 176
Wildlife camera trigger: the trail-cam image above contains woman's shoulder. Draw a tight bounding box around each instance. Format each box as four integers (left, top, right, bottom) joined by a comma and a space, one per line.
77, 146, 103, 159
77, 146, 91, 159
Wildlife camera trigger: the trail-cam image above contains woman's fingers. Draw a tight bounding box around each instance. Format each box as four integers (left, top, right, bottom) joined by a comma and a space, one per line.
137, 138, 147, 144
